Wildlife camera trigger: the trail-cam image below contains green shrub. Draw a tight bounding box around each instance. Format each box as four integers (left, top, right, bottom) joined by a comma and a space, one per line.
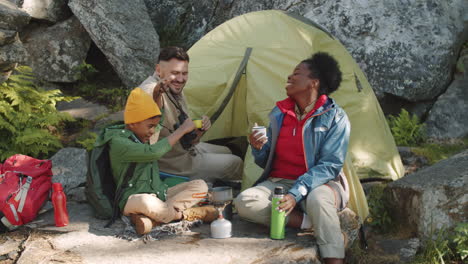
76, 83, 129, 112
69, 62, 129, 112
366, 184, 393, 233
412, 138, 468, 165
410, 223, 467, 264
388, 109, 426, 146
0, 66, 75, 161
76, 131, 97, 151
452, 222, 468, 261
418, 230, 454, 264
74, 61, 99, 82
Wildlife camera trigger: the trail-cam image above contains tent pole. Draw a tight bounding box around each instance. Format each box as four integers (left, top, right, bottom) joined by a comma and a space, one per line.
210, 47, 253, 124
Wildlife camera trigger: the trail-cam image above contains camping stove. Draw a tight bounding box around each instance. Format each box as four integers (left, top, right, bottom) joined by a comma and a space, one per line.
210, 187, 233, 239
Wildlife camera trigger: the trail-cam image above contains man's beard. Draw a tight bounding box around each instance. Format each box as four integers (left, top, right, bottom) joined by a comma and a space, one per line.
169, 83, 185, 98
169, 82, 185, 96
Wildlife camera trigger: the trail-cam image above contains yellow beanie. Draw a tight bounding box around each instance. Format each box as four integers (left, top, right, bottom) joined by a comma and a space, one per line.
124, 88, 161, 124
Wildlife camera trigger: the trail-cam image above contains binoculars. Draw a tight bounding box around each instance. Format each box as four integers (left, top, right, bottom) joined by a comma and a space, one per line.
174, 112, 197, 150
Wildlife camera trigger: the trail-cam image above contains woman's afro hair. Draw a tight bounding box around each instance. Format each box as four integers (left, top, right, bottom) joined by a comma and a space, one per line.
301, 52, 342, 95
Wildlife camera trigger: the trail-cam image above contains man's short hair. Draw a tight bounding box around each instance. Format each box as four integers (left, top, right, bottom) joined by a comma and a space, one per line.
158, 46, 190, 63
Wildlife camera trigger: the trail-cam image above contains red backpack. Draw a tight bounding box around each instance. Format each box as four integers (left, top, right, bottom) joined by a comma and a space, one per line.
0, 154, 53, 231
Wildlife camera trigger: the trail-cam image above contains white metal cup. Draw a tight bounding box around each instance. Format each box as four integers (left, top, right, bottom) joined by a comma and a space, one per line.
252, 126, 267, 139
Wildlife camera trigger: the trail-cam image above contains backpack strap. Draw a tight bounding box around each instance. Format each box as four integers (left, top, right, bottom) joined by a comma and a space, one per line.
14, 176, 33, 213
105, 162, 137, 228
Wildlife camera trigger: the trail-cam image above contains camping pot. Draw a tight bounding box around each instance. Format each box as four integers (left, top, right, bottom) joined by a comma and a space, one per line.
211, 186, 233, 204
210, 217, 232, 239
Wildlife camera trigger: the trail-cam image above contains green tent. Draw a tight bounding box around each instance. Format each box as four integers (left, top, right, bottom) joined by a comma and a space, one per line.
184, 10, 404, 219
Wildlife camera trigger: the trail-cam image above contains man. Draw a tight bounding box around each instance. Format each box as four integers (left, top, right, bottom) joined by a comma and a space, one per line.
139, 46, 243, 182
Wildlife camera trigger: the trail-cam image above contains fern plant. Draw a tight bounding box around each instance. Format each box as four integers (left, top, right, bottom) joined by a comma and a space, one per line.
0, 66, 75, 161
388, 109, 426, 146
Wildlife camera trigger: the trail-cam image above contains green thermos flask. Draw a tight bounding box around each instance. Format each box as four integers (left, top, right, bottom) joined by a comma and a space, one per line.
270, 186, 286, 239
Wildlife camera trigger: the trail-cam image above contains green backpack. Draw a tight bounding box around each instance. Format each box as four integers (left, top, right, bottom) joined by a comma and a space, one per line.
85, 143, 135, 226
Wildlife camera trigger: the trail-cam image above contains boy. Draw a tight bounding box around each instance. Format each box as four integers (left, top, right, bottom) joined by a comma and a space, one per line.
98, 88, 217, 235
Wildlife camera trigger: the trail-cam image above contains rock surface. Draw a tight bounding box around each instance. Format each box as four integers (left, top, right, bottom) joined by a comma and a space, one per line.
426, 47, 468, 139
376, 238, 420, 263
22, 16, 91, 83
0, 0, 29, 84
68, 0, 159, 88
386, 150, 468, 237
67, 186, 87, 203
0, 28, 16, 45
0, 237, 21, 257
16, 237, 81, 264
15, 201, 361, 264
50, 148, 88, 198
57, 97, 109, 120
0, 0, 30, 31
293, 0, 468, 102
143, 0, 217, 48
93, 110, 123, 133
21, 0, 72, 22
0, 39, 27, 64
398, 146, 429, 175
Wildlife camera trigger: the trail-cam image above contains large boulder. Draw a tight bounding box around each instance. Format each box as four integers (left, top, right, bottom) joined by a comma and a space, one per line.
51, 148, 88, 201
0, 28, 16, 45
425, 48, 468, 139
0, 0, 30, 31
0, 0, 30, 84
386, 150, 468, 237
143, 0, 217, 48
0, 39, 27, 64
0, 39, 28, 83
288, 0, 468, 102
22, 16, 91, 83
21, 0, 72, 23
68, 0, 159, 88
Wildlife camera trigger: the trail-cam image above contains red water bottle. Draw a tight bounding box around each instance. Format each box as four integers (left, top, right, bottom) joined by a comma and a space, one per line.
51, 183, 69, 227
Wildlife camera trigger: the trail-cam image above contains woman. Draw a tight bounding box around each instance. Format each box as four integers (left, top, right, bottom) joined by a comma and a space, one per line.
234, 53, 350, 264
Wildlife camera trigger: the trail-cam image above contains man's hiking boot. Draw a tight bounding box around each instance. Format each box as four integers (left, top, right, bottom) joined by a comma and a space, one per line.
130, 214, 158, 235
182, 205, 218, 223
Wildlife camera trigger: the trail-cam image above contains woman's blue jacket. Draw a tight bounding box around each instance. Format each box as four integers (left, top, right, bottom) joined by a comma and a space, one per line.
252, 97, 350, 203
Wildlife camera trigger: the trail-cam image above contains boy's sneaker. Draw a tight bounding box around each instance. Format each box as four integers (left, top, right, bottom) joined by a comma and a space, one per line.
182, 205, 218, 223
130, 214, 157, 235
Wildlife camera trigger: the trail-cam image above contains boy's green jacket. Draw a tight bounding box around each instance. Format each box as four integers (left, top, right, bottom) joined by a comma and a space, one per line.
95, 124, 172, 210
